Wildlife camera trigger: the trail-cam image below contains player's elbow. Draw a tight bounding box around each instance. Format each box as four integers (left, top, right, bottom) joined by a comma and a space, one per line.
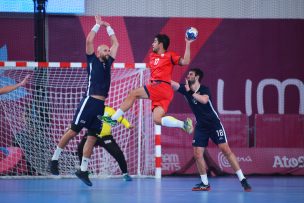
180, 58, 190, 66
86, 40, 94, 50
86, 35, 94, 44
184, 60, 190, 65
112, 42, 119, 49
201, 99, 208, 104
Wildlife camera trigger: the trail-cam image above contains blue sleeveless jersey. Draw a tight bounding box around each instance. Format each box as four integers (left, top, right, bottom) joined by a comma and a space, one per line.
85, 54, 114, 98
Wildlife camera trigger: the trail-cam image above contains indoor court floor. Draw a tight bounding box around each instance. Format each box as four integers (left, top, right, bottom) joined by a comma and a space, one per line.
0, 176, 303, 203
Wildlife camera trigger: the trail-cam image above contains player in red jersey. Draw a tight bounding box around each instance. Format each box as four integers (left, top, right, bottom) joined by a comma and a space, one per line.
103, 34, 195, 133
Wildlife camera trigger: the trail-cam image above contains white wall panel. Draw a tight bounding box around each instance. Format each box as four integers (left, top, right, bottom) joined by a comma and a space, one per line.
85, 0, 304, 19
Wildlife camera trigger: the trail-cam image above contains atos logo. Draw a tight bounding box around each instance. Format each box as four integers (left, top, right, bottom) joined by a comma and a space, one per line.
273, 155, 304, 168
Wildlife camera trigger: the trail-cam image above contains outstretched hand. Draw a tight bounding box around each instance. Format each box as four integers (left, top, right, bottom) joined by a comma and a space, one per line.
185, 37, 196, 43
19, 74, 31, 87
102, 21, 110, 27
95, 15, 102, 25
95, 15, 110, 27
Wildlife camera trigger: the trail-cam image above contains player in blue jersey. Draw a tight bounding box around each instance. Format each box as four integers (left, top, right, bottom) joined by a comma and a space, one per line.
49, 16, 119, 187
171, 68, 252, 192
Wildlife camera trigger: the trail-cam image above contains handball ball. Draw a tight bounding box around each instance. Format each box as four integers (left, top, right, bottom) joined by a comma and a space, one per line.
185, 27, 198, 40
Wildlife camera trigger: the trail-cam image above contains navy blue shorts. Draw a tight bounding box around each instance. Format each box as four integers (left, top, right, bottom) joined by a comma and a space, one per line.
71, 96, 105, 136
192, 123, 228, 147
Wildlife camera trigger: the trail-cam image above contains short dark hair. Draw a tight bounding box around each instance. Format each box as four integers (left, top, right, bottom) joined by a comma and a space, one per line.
189, 68, 204, 83
155, 34, 170, 50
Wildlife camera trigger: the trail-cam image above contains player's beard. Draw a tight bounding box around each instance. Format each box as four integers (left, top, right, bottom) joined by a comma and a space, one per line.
188, 79, 195, 86
101, 55, 108, 61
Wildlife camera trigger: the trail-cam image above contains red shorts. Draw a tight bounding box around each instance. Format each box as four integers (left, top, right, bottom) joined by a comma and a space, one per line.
144, 81, 174, 113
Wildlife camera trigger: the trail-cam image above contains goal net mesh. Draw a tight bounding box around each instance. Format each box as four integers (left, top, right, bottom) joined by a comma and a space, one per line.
0, 65, 155, 177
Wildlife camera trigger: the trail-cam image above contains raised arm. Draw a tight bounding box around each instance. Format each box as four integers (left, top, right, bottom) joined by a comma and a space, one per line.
86, 16, 119, 58
0, 74, 30, 95
185, 78, 209, 104
179, 38, 194, 66
86, 16, 103, 55
107, 25, 119, 59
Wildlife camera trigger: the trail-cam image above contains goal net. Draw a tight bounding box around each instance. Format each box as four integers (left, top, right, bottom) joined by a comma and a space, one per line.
0, 62, 155, 177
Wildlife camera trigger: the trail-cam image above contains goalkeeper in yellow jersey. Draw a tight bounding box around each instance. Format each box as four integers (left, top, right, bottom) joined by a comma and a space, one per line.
77, 106, 132, 181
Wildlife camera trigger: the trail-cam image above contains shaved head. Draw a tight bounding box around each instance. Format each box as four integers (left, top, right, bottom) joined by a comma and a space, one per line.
97, 45, 110, 61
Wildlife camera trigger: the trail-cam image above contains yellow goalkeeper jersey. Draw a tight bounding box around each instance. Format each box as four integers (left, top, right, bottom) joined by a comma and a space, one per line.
99, 106, 131, 137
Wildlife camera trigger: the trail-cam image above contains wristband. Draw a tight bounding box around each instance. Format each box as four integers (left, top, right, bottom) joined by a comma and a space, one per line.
106, 26, 115, 36
91, 24, 100, 33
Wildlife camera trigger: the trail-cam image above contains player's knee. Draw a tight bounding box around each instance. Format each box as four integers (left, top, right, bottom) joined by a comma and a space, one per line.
128, 89, 138, 98
193, 147, 204, 159
129, 88, 146, 99
222, 150, 233, 158
153, 117, 162, 125
193, 151, 203, 160
219, 143, 232, 156
65, 129, 78, 139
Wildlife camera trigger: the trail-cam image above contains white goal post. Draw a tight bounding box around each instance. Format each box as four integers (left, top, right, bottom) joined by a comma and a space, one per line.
0, 61, 159, 178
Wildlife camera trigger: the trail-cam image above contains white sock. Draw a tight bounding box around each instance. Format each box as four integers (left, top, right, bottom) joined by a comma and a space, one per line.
161, 116, 184, 128
200, 174, 208, 185
111, 108, 124, 121
236, 169, 245, 181
80, 157, 90, 171
51, 146, 63, 160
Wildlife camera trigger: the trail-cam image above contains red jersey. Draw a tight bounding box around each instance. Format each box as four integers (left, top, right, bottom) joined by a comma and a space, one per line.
149, 51, 181, 83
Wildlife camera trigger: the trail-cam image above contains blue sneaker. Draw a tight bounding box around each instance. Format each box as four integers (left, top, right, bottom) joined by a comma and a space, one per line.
241, 178, 252, 192
48, 160, 59, 175
123, 173, 132, 181
98, 115, 117, 126
75, 169, 92, 186
192, 182, 211, 191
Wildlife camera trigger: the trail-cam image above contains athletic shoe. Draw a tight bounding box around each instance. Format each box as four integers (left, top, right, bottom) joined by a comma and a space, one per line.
123, 174, 132, 181
183, 118, 194, 134
99, 115, 117, 126
241, 178, 252, 192
192, 182, 211, 191
48, 160, 59, 175
75, 170, 93, 186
